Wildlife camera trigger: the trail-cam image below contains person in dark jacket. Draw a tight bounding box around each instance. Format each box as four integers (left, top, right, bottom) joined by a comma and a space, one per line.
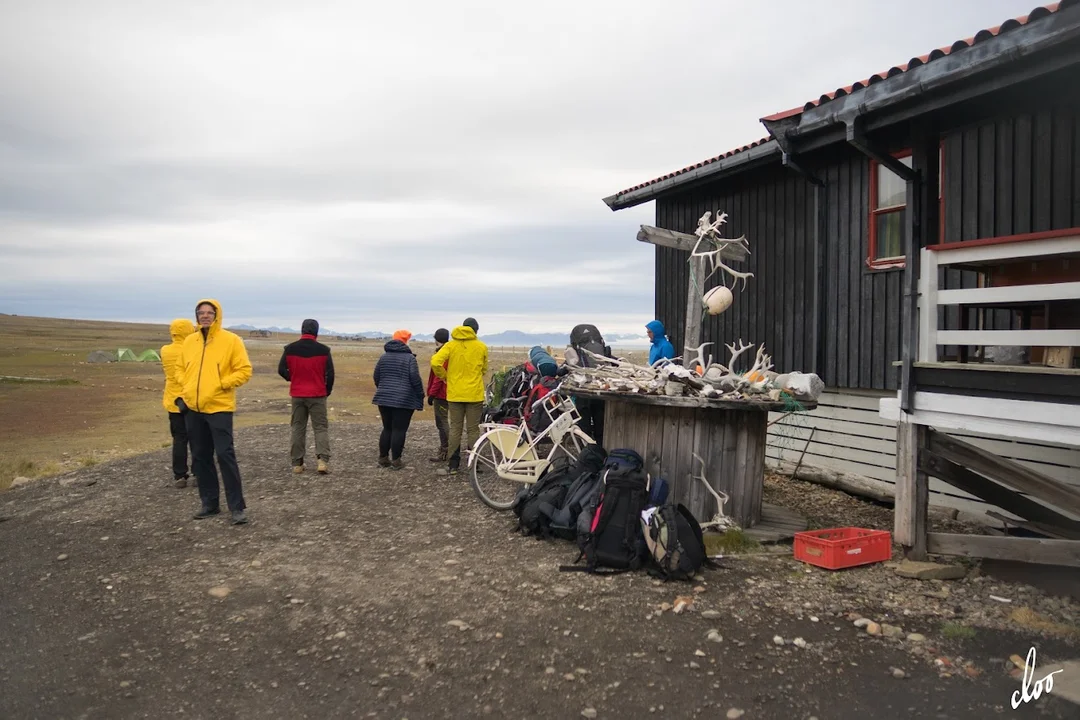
426, 328, 450, 463
372, 329, 425, 470
278, 319, 335, 475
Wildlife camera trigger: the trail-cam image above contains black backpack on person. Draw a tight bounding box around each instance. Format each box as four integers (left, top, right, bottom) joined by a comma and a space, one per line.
570, 324, 612, 368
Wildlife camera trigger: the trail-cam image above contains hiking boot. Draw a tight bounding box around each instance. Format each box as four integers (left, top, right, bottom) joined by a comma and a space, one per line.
377, 456, 391, 467
173, 475, 189, 489
428, 447, 448, 463
317, 459, 329, 474
193, 506, 220, 520
391, 458, 404, 471
230, 510, 249, 525
292, 465, 304, 475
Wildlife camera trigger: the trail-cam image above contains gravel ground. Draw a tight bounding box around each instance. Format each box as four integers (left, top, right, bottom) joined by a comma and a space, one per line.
1, 422, 1076, 719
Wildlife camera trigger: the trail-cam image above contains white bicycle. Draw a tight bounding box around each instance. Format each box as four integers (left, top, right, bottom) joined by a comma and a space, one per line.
467, 391, 595, 510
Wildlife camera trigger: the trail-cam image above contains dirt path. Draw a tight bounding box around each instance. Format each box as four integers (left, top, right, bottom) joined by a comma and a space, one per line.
1, 423, 1076, 719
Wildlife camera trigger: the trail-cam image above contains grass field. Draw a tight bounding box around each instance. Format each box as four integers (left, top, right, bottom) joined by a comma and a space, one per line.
0, 314, 645, 490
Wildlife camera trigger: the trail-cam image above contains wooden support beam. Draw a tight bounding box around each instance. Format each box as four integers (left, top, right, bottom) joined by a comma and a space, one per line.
927, 532, 1080, 567
894, 415, 929, 559
683, 255, 705, 356
636, 225, 748, 260
927, 430, 1080, 517
919, 451, 1080, 540
984, 511, 1080, 541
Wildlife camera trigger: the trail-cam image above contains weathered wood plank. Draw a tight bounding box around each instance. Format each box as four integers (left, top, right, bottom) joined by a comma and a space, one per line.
1014, 113, 1033, 234
564, 388, 804, 412
848, 157, 863, 388
961, 126, 979, 241
978, 122, 996, 237
927, 431, 1080, 517
895, 417, 929, 558
825, 165, 840, 387
1052, 108, 1073, 229
944, 133, 963, 242
920, 450, 1080, 539
660, 405, 682, 506
927, 532, 1080, 567
636, 225, 748, 260
683, 255, 705, 359
1033, 110, 1053, 233
995, 116, 1014, 237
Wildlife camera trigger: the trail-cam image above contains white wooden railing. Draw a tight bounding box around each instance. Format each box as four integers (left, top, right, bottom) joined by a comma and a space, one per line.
918, 232, 1080, 363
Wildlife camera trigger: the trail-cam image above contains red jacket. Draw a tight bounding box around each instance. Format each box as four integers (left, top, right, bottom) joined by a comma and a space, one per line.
427, 362, 447, 400
278, 335, 335, 397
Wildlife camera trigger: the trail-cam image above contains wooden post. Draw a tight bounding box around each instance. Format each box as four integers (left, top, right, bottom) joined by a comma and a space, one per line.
683, 255, 704, 356
636, 225, 748, 357
895, 415, 929, 559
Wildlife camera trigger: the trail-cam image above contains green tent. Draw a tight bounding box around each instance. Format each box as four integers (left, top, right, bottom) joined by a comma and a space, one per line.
136, 349, 161, 362
117, 347, 138, 362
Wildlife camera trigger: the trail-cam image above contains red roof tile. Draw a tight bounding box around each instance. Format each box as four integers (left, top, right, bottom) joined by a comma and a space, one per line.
612, 136, 774, 197
611, 2, 1071, 201
760, 2, 1066, 122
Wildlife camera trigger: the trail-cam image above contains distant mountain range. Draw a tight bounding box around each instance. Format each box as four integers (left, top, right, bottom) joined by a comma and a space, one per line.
228, 324, 651, 347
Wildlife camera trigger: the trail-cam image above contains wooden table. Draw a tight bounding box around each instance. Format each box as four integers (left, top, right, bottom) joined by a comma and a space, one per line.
566, 388, 815, 528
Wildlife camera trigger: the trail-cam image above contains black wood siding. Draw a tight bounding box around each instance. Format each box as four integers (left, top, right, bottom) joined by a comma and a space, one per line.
653, 102, 1080, 392
655, 165, 819, 383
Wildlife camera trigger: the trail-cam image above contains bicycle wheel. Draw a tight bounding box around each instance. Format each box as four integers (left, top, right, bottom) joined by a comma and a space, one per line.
469, 431, 533, 511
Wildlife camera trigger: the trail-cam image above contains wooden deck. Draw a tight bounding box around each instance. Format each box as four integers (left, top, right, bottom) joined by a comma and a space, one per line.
740, 502, 810, 543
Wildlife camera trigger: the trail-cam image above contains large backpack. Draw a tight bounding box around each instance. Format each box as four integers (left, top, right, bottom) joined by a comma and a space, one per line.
561, 449, 650, 573
547, 445, 607, 540
529, 346, 559, 377
512, 456, 574, 538
523, 376, 562, 434
642, 503, 709, 581
570, 324, 612, 368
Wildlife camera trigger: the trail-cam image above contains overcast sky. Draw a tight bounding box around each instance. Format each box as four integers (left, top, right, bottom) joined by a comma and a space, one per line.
0, 0, 1038, 335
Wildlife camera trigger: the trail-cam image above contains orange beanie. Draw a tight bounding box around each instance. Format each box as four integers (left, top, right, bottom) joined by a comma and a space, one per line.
392, 329, 412, 344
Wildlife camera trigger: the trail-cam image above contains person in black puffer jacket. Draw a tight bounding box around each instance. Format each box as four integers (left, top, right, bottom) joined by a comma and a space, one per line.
372, 330, 425, 469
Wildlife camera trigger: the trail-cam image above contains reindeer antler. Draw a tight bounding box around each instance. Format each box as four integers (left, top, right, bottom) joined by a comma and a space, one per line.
691, 211, 754, 290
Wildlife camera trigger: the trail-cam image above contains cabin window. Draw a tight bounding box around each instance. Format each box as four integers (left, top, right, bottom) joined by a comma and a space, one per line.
868, 148, 944, 269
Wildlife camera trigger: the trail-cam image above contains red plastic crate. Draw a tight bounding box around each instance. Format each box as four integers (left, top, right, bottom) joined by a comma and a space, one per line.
793, 527, 892, 570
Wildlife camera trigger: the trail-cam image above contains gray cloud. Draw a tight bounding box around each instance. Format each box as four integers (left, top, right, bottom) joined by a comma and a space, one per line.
0, 0, 1036, 333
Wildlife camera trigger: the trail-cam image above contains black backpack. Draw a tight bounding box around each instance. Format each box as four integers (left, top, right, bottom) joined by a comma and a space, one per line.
547, 445, 607, 540
642, 503, 710, 581
561, 449, 650, 574
570, 324, 612, 368
512, 456, 573, 538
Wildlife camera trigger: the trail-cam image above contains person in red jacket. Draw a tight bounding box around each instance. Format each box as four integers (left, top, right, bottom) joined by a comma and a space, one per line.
278, 319, 335, 474
426, 328, 450, 462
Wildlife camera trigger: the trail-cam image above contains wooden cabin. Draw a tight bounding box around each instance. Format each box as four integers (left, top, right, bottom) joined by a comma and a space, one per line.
603, 2, 1080, 565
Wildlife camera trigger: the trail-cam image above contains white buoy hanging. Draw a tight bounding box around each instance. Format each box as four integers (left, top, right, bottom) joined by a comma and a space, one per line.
703, 285, 733, 315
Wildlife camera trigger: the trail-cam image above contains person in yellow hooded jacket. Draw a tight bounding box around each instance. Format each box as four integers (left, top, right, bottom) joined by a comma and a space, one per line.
178, 299, 253, 524
430, 317, 488, 476
161, 318, 197, 488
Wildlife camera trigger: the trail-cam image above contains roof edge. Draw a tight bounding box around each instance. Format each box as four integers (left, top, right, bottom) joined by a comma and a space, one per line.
603, 139, 781, 211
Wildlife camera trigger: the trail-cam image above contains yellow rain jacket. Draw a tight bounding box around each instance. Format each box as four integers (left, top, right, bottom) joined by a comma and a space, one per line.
430, 325, 488, 403
161, 318, 196, 412
179, 299, 253, 414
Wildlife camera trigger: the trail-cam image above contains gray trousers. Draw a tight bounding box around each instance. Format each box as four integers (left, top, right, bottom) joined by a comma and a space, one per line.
291, 397, 330, 465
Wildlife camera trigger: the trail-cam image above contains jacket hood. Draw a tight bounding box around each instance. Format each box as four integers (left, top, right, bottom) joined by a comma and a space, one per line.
451, 325, 478, 342
301, 318, 319, 336
169, 318, 196, 342
646, 320, 667, 340
195, 298, 223, 335
383, 339, 413, 353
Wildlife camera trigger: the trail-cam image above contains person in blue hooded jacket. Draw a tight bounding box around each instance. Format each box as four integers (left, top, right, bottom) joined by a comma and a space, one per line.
646, 320, 675, 365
